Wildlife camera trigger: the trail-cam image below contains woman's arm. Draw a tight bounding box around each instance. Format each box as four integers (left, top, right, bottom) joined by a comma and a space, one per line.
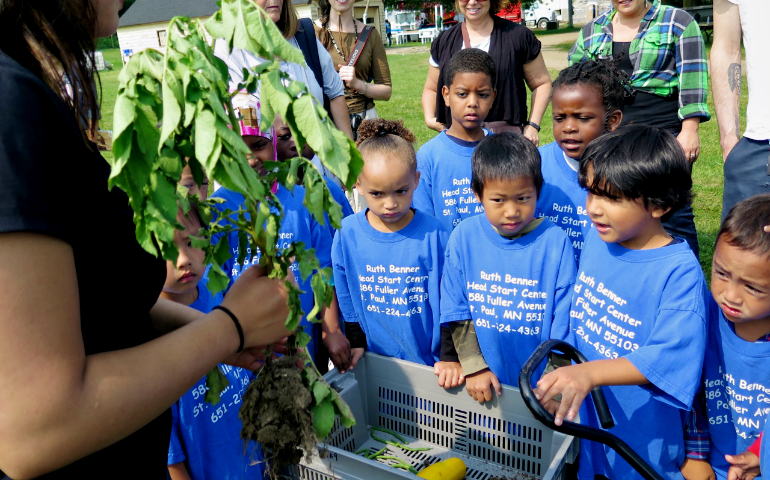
675, 13, 710, 161
710, 0, 743, 161
329, 95, 354, 139
422, 65, 445, 132
0, 233, 291, 478
522, 52, 552, 146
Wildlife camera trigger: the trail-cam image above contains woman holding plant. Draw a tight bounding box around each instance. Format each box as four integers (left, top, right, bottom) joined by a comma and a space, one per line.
0, 1, 292, 477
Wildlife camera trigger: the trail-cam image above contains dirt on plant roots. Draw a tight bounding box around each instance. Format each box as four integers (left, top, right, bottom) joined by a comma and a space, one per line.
239, 355, 317, 475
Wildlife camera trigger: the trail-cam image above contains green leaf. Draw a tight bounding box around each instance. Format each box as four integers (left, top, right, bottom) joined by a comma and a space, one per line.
204, 366, 231, 405
302, 167, 328, 226
285, 280, 304, 331
312, 397, 335, 441
194, 105, 217, 169
312, 379, 332, 404
207, 262, 231, 295
292, 94, 332, 158
149, 170, 179, 227
158, 148, 182, 180
331, 390, 356, 428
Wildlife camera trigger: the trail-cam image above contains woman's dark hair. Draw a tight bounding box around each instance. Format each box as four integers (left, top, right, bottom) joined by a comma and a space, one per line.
445, 48, 496, 89
356, 119, 417, 171
275, 0, 299, 39
0, 1, 100, 142
578, 125, 693, 220
718, 194, 770, 259
472, 132, 542, 196
553, 59, 631, 121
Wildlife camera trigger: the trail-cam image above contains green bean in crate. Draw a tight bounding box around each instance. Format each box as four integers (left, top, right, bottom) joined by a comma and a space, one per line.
294, 353, 576, 480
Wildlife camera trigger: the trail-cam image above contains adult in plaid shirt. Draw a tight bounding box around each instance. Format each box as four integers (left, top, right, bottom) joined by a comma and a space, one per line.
568, 0, 709, 258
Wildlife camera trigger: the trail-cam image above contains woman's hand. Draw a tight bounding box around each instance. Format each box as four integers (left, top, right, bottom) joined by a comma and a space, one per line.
523, 124, 540, 146
219, 265, 293, 350
337, 65, 361, 91
678, 118, 701, 163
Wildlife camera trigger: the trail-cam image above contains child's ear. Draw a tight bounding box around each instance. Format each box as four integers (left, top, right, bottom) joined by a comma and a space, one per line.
413, 170, 421, 189
473, 189, 482, 204
492, 88, 498, 102
441, 85, 450, 104
606, 109, 623, 132
650, 205, 671, 219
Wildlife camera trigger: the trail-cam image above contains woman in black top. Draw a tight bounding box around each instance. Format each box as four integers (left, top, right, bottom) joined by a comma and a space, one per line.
421, 0, 552, 145
0, 1, 291, 477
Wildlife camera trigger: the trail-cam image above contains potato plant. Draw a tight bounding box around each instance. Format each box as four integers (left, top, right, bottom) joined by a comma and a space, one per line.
108, 0, 360, 467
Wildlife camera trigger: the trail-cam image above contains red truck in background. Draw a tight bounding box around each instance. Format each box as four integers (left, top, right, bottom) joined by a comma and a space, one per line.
496, 1, 523, 23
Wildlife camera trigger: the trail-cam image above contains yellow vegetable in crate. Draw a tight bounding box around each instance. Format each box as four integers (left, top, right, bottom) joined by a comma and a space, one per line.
416, 458, 467, 480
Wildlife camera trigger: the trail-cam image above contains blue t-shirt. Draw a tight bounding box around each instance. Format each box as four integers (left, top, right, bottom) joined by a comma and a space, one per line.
211, 185, 334, 360
440, 216, 576, 386
332, 209, 450, 365
557, 228, 708, 480
698, 300, 770, 479
322, 175, 354, 239
761, 418, 770, 478
413, 131, 486, 231
535, 141, 592, 260
168, 277, 264, 479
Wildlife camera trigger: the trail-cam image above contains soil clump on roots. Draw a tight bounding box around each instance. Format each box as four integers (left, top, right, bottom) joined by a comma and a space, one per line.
240, 355, 317, 475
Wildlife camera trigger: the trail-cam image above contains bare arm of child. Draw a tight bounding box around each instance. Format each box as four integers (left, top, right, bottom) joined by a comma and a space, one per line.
449, 321, 501, 402
435, 327, 464, 388
534, 358, 649, 426
168, 463, 193, 480
680, 459, 716, 480
726, 450, 761, 480
322, 291, 352, 372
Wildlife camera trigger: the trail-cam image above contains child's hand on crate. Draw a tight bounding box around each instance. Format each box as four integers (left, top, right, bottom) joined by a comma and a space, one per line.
465, 368, 502, 403
680, 458, 716, 480
323, 328, 352, 372
434, 361, 464, 389
348, 348, 365, 371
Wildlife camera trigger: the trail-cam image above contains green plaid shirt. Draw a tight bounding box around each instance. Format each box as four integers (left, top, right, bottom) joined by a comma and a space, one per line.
568, 0, 710, 121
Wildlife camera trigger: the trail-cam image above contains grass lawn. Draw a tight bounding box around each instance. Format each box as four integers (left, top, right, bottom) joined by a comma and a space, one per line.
97, 43, 748, 279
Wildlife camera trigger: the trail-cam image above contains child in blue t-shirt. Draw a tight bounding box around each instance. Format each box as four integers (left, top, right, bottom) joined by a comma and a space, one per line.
440, 132, 576, 403
536, 60, 627, 260
332, 119, 463, 387
536, 126, 708, 480
413, 48, 496, 232
681, 195, 770, 480
211, 99, 350, 371
163, 206, 264, 480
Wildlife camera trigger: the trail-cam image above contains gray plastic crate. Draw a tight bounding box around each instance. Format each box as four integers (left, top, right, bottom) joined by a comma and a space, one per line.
292, 353, 576, 480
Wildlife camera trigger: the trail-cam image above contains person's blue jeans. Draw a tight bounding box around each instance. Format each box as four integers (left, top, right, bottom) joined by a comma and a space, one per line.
722, 136, 770, 223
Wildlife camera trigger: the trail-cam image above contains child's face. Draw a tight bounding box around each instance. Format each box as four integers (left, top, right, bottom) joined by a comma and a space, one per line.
274, 123, 298, 162
356, 154, 419, 232
584, 167, 669, 250
243, 134, 275, 176
476, 177, 537, 236
711, 238, 770, 338
442, 72, 496, 141
552, 84, 621, 160
162, 218, 205, 305
180, 165, 209, 201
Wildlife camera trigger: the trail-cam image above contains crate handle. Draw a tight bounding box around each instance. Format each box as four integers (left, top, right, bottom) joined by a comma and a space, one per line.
518, 340, 664, 480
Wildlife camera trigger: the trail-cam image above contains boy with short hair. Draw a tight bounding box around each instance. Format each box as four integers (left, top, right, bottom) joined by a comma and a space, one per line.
413, 48, 496, 232
680, 194, 770, 480
440, 132, 576, 402
163, 205, 264, 480
536, 125, 709, 480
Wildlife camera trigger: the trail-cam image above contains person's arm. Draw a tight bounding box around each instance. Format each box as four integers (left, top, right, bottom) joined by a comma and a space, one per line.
338, 66, 392, 101
535, 358, 648, 426
322, 292, 351, 371
675, 15, 710, 162
338, 27, 392, 102
330, 95, 354, 140
681, 389, 716, 480
422, 65, 446, 132
522, 52, 552, 147
710, 0, 743, 161
449, 321, 500, 401
0, 233, 291, 478
168, 463, 193, 480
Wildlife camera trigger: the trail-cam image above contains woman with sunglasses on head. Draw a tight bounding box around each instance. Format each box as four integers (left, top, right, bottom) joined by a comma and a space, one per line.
0, 1, 292, 477
568, 0, 709, 258
421, 0, 552, 145
314, 0, 392, 141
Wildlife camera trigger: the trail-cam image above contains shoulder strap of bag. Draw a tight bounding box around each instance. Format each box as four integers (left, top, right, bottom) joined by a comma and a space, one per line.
461, 22, 471, 49
347, 25, 373, 67
296, 18, 324, 91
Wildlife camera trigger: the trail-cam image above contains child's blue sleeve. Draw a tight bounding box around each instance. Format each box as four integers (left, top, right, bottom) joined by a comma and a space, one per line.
413, 151, 435, 216
626, 277, 708, 409
439, 237, 470, 324
331, 231, 357, 323
167, 402, 186, 466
